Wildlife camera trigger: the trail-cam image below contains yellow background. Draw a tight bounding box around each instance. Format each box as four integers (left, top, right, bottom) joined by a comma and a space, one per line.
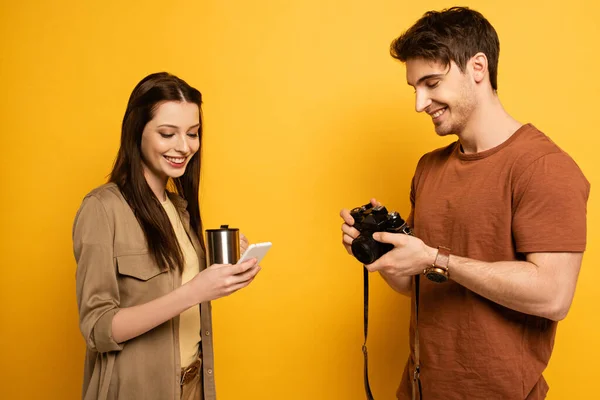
1, 1, 598, 399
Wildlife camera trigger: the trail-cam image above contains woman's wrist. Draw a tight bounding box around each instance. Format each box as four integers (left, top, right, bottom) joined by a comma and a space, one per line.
178, 281, 200, 309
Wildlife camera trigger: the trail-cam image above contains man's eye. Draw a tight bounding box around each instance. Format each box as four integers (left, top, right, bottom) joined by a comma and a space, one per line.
426, 81, 440, 88
159, 133, 175, 138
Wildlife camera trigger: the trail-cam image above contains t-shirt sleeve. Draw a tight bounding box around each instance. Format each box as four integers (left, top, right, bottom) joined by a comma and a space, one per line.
512, 151, 590, 253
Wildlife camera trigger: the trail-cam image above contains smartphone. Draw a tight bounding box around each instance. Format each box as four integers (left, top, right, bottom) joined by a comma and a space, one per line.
237, 242, 272, 265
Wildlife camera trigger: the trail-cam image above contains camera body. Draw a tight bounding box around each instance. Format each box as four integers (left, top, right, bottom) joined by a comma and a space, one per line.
350, 203, 413, 265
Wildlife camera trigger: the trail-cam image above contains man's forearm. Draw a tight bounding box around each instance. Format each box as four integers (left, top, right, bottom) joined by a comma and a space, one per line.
364, 231, 582, 319
448, 253, 581, 321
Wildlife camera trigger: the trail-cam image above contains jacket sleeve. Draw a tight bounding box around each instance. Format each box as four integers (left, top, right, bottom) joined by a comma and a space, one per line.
73, 195, 124, 353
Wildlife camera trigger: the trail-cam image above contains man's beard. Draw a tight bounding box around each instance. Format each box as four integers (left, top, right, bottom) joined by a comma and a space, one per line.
434, 92, 475, 137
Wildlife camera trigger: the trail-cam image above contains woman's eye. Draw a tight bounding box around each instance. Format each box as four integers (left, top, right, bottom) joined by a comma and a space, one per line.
159, 133, 175, 138
187, 132, 199, 138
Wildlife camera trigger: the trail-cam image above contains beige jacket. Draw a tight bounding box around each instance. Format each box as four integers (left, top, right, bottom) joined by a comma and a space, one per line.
73, 183, 216, 400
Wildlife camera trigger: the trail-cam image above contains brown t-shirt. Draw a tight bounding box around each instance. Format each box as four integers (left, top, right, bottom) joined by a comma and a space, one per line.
397, 124, 590, 400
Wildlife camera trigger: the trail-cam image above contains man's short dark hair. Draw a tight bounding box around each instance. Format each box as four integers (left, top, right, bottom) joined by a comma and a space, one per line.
390, 7, 500, 90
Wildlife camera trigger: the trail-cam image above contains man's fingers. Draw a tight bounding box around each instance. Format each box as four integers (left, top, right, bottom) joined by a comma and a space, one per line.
365, 260, 381, 272
340, 208, 355, 225
342, 233, 354, 246
372, 232, 407, 246
341, 223, 359, 239
370, 198, 381, 207
365, 251, 392, 272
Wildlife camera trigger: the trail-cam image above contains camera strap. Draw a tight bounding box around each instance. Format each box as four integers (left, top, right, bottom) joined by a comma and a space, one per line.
362, 269, 422, 400
412, 275, 422, 400
362, 266, 375, 400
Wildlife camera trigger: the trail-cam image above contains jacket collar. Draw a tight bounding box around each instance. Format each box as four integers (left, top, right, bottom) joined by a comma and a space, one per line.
166, 191, 188, 211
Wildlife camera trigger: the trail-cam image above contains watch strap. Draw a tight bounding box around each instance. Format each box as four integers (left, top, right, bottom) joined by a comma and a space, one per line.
434, 246, 451, 274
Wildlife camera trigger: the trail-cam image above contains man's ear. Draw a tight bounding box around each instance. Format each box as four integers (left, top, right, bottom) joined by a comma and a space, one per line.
470, 52, 488, 84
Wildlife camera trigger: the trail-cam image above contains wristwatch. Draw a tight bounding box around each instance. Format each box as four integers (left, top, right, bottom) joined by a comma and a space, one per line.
424, 246, 451, 283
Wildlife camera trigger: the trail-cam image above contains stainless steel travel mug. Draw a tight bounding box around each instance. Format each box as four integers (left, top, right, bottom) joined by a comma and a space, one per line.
205, 225, 240, 265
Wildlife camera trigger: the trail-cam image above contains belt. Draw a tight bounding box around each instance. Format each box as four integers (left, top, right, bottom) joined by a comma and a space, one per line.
180, 356, 202, 386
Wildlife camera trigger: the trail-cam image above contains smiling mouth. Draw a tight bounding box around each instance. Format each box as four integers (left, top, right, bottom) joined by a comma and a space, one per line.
163, 155, 186, 165
430, 107, 447, 119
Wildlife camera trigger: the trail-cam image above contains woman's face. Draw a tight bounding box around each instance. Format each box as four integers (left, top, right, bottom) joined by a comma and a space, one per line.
140, 101, 200, 188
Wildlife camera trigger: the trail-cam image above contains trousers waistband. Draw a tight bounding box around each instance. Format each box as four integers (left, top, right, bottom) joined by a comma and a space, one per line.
180, 355, 202, 386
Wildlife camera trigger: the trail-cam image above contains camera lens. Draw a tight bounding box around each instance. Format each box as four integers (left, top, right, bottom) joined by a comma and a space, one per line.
351, 235, 380, 265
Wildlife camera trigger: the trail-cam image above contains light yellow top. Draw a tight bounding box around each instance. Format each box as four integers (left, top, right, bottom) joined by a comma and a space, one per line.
161, 195, 201, 368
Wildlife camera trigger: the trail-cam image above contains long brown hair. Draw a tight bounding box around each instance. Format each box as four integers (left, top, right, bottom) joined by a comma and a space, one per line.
110, 72, 204, 271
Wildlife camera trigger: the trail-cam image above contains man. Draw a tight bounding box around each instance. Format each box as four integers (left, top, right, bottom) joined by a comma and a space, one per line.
340, 7, 590, 400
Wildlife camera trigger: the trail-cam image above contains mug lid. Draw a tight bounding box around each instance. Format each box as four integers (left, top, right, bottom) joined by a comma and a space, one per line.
206, 224, 239, 232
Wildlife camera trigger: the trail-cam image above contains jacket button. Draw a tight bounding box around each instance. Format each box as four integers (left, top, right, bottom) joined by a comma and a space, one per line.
205, 331, 210, 336
207, 369, 213, 375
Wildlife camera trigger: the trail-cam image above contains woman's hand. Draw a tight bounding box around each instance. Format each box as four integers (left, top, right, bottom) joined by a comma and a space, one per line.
186, 258, 261, 303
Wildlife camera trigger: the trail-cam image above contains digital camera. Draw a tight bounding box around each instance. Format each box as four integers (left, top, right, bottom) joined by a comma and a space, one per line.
350, 202, 413, 265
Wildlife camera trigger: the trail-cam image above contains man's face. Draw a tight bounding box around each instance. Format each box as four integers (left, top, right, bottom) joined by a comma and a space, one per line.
406, 58, 477, 137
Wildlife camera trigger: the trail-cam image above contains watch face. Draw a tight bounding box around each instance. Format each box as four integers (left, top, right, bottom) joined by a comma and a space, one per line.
425, 270, 448, 283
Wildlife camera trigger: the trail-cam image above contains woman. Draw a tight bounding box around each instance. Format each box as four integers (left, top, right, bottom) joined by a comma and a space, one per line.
73, 72, 260, 400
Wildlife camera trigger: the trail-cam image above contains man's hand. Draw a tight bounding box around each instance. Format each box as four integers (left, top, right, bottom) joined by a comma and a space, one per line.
340, 198, 415, 296
365, 232, 436, 278
340, 198, 380, 255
